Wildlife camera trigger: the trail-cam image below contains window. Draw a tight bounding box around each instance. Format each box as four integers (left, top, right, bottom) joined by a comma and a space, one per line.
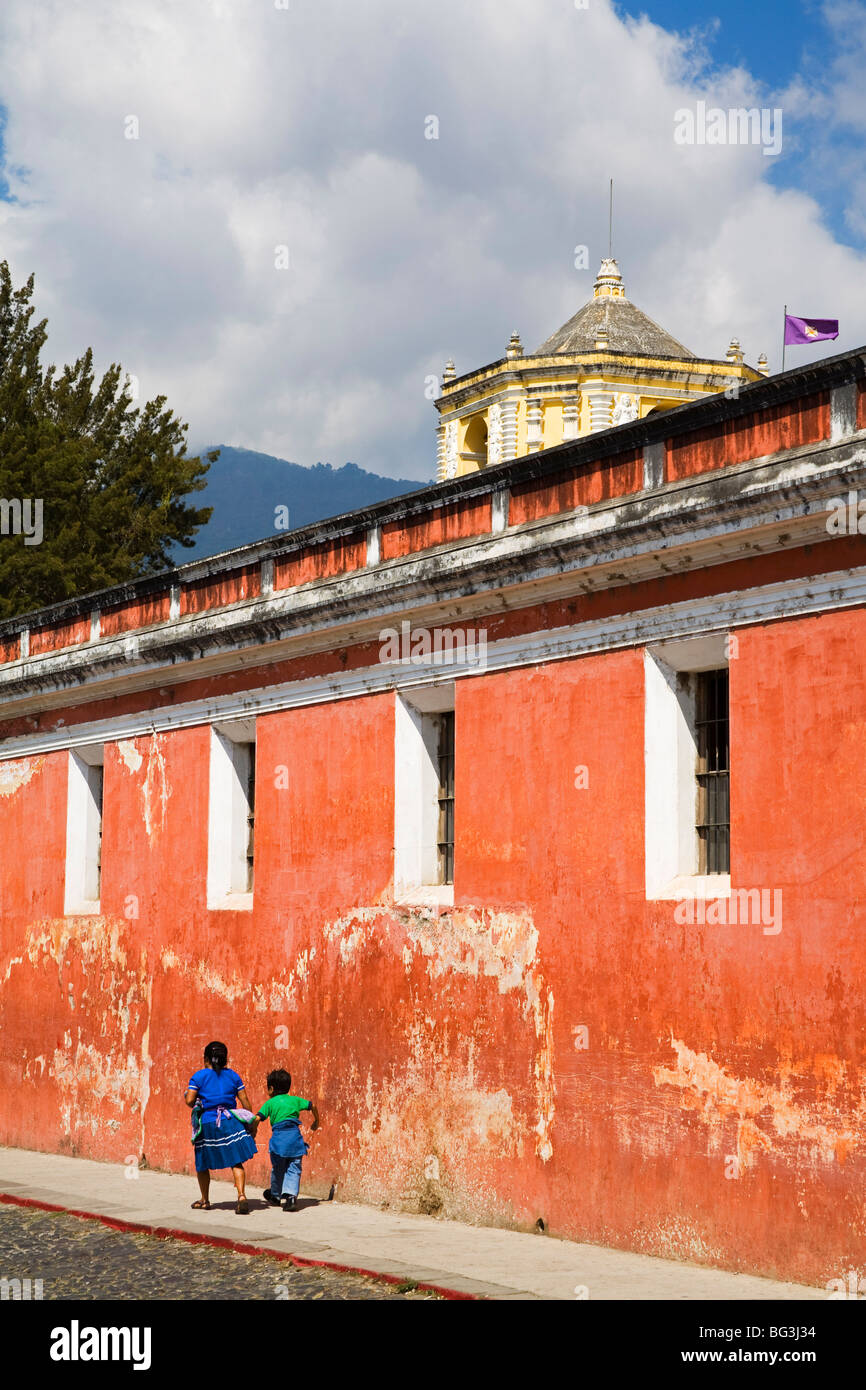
207, 720, 257, 910
394, 687, 455, 905
695, 670, 730, 875
645, 637, 731, 899
245, 741, 256, 894
460, 413, 488, 470
64, 745, 104, 915
437, 712, 455, 886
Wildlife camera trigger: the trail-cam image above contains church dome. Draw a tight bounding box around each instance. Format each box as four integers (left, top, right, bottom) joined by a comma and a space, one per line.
534, 259, 695, 360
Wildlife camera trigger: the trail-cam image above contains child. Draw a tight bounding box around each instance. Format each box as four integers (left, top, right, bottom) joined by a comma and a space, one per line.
253, 1069, 319, 1212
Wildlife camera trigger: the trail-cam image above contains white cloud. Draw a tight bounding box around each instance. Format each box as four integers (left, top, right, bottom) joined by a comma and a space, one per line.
0, 0, 864, 481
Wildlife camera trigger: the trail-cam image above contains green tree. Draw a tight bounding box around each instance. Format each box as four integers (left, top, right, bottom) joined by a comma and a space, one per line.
0, 261, 214, 619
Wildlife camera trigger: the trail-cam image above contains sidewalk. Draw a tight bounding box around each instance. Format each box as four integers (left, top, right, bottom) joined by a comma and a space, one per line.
0, 1147, 825, 1301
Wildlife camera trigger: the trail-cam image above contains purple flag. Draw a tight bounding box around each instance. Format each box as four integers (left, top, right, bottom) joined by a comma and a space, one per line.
784, 314, 839, 345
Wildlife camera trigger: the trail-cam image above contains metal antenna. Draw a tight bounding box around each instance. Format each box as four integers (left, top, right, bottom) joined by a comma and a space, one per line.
608, 179, 613, 259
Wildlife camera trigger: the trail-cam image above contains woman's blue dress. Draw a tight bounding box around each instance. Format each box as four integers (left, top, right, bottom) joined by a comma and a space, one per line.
188, 1066, 258, 1172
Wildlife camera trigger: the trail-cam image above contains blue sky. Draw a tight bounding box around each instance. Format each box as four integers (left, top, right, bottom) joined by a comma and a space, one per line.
624, 0, 829, 89
625, 0, 866, 253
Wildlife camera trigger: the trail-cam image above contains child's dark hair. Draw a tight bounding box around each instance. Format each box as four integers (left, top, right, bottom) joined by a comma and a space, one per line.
267, 1069, 291, 1095
204, 1040, 229, 1073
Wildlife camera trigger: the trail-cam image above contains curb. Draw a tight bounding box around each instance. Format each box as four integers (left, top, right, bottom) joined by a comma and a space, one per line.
0, 1190, 478, 1301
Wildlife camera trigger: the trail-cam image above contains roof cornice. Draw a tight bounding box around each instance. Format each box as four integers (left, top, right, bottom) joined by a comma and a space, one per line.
3, 345, 865, 640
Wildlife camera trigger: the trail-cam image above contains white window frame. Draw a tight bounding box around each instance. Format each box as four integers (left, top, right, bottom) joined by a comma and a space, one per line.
645, 636, 731, 900
64, 744, 104, 916
394, 685, 455, 907
207, 718, 256, 911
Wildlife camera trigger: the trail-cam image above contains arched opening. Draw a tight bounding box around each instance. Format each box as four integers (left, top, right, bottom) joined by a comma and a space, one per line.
460, 413, 488, 471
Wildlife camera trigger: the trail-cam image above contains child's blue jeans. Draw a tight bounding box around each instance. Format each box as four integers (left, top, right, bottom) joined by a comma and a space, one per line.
270, 1153, 303, 1199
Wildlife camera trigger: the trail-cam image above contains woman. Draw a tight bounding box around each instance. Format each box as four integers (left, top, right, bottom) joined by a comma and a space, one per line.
185, 1040, 257, 1214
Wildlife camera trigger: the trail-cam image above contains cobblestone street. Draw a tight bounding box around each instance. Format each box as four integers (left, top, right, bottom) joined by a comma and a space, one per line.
0, 1205, 439, 1301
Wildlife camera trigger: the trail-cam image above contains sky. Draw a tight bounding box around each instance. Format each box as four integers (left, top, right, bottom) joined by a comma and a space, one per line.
0, 0, 865, 482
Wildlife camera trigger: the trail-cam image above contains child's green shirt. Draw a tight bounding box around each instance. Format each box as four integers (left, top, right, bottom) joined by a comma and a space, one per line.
258, 1094, 311, 1126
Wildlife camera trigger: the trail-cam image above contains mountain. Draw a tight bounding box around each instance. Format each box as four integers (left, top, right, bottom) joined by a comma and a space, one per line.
176, 446, 427, 560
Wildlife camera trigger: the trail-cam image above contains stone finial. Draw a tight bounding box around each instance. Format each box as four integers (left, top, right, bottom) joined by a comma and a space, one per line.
725, 337, 744, 365
593, 258, 625, 299
442, 358, 456, 382
757, 353, 769, 377
506, 331, 523, 360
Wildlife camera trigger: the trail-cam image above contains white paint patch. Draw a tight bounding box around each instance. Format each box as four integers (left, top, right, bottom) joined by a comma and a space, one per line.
117, 735, 170, 840
161, 945, 319, 1015
323, 904, 556, 1162
0, 757, 43, 796
654, 1036, 860, 1171
117, 740, 143, 773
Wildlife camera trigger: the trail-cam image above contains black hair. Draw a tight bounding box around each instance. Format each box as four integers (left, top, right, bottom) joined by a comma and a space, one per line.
204, 1040, 229, 1073
267, 1068, 291, 1095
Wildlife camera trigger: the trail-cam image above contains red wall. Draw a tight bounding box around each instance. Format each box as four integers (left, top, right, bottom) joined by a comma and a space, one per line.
101, 595, 171, 637
1, 611, 865, 1284
30, 618, 90, 656
180, 563, 261, 616
509, 449, 642, 524
668, 393, 829, 481
274, 536, 366, 589
381, 496, 492, 560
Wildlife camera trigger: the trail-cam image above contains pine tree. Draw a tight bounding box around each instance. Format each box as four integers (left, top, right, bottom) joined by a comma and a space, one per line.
0, 261, 214, 619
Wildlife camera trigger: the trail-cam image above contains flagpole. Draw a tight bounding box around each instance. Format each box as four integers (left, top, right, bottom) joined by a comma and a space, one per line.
782, 304, 787, 373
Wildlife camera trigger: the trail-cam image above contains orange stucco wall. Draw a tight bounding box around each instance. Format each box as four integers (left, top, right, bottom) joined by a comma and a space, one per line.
1, 603, 865, 1284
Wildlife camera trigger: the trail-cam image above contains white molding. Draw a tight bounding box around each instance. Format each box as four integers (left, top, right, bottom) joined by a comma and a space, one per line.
395, 885, 454, 908
394, 692, 452, 897
645, 635, 730, 901
643, 441, 665, 490
63, 747, 104, 915
2, 563, 866, 761
366, 524, 382, 566
206, 726, 255, 909
657, 874, 731, 901
831, 383, 858, 443
491, 489, 510, 534
3, 435, 866, 713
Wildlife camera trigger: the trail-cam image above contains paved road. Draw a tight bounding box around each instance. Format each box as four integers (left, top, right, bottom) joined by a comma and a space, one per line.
0, 1205, 439, 1301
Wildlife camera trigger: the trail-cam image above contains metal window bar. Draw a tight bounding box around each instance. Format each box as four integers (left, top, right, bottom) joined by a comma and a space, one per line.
437, 712, 455, 886
695, 669, 730, 875
245, 743, 256, 893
